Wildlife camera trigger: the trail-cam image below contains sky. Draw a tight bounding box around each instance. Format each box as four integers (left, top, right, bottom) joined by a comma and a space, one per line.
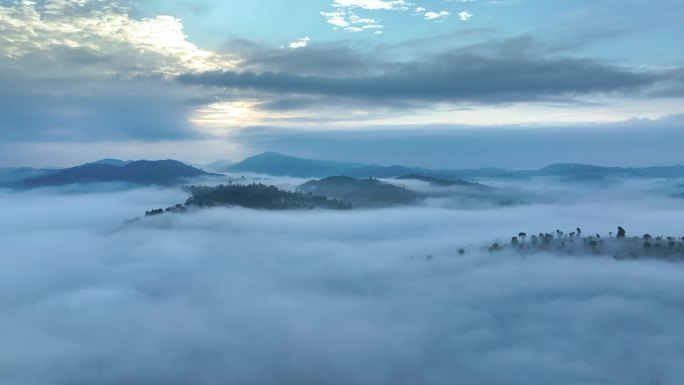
1, 0, 684, 167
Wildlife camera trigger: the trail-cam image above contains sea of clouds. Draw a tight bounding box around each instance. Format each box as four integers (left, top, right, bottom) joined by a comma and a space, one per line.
1, 180, 684, 385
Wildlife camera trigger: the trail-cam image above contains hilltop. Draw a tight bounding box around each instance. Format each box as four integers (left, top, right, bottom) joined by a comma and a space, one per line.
299, 176, 420, 207
22, 160, 216, 188
143, 183, 351, 216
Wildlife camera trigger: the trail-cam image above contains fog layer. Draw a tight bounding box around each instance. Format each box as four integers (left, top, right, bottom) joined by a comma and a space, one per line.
1, 183, 684, 385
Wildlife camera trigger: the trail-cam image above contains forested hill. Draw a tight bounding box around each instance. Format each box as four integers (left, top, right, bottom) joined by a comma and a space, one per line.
144, 183, 351, 216
299, 176, 420, 207
23, 160, 215, 188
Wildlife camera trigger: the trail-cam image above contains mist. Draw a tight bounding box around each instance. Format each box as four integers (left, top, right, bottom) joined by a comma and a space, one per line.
1, 180, 684, 385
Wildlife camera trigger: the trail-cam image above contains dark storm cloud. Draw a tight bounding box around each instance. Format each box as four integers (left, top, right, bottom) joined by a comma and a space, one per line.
178, 53, 660, 104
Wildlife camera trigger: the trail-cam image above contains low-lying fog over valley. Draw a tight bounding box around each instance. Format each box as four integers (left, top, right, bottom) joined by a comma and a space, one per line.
2, 156, 684, 384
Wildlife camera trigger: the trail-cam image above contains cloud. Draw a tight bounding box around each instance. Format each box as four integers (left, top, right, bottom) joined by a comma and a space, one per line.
0, 74, 209, 142
224, 39, 379, 78
458, 11, 474, 21
0, 0, 236, 142
177, 54, 660, 105
0, 0, 235, 77
288, 37, 311, 49
2, 182, 684, 384
321, 10, 351, 27
331, 0, 410, 10
321, 9, 384, 32
424, 11, 450, 20
321, 0, 405, 33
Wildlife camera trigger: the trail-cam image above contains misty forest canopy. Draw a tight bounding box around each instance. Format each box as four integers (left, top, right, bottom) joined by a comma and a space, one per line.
474, 226, 684, 262
299, 176, 420, 207
184, 183, 351, 210
144, 176, 422, 215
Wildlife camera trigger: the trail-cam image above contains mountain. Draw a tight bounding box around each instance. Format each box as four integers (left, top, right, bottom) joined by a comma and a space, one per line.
299, 176, 420, 207
228, 152, 684, 181
227, 152, 361, 177
228, 152, 482, 180
514, 163, 684, 180
22, 160, 216, 188
202, 160, 235, 173
228, 152, 517, 180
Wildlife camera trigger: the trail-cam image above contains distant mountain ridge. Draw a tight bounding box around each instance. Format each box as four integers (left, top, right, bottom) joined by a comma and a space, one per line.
529, 163, 684, 179
22, 160, 215, 188
227, 152, 684, 180
0, 167, 57, 185
6, 153, 684, 191
227, 152, 468, 179
228, 151, 363, 177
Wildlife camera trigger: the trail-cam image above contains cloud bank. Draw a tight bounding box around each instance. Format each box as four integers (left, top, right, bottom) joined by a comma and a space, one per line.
1, 181, 684, 384
178, 54, 659, 104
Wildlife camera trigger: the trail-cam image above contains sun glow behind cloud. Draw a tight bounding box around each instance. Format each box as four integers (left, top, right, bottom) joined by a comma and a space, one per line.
191, 101, 314, 134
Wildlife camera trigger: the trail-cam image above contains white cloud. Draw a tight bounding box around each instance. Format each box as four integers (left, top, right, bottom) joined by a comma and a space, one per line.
332, 0, 410, 10
415, 6, 426, 13
322, 0, 405, 32
459, 10, 474, 20
288, 37, 311, 49
424, 10, 450, 20
321, 10, 351, 27
0, 0, 235, 77
321, 10, 384, 32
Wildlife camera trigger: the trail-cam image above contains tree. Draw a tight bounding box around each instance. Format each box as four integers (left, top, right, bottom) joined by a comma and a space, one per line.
518, 232, 527, 243
576, 227, 582, 237
588, 240, 598, 251
458, 248, 465, 256
617, 226, 626, 238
